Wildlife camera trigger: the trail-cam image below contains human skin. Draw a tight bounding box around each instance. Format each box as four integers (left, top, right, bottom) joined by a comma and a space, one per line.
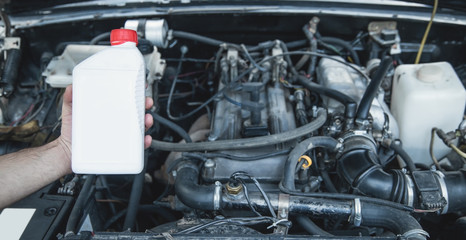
0, 85, 154, 209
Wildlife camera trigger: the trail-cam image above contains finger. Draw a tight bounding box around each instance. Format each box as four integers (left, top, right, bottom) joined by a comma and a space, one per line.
145, 113, 153, 131
145, 97, 153, 110
144, 135, 152, 149
64, 85, 73, 104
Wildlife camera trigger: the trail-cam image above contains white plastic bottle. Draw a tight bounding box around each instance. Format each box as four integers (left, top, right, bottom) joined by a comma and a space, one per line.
391, 62, 466, 166
72, 29, 145, 174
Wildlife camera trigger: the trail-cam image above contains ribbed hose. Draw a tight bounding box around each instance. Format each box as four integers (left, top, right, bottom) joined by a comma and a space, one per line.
150, 108, 326, 152
282, 136, 340, 191
65, 175, 96, 237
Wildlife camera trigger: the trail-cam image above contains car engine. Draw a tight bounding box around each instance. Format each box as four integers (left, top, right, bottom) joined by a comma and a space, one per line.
1, 1, 466, 239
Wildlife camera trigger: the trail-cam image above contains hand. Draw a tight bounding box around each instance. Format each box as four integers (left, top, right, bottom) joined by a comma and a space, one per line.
58, 85, 154, 164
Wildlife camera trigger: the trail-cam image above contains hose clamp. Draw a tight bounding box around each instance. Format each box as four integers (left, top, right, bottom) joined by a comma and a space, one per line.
405, 173, 415, 207
401, 229, 430, 240
433, 171, 449, 214
353, 198, 362, 227
213, 181, 222, 211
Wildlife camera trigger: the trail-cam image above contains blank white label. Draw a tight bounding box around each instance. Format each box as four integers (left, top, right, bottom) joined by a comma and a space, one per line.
0, 208, 36, 240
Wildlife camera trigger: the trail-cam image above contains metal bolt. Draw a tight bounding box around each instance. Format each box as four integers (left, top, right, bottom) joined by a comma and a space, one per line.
44, 207, 57, 216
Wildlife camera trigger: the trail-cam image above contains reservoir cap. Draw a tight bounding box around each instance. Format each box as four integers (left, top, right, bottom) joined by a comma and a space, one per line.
110, 29, 138, 46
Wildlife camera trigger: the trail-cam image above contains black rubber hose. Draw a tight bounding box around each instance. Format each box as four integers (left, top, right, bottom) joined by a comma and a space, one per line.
0, 49, 21, 97
151, 108, 327, 152
285, 39, 308, 49
90, 32, 111, 45
122, 152, 147, 231
172, 30, 239, 48
320, 168, 338, 193
389, 140, 416, 174
175, 164, 218, 210
444, 171, 466, 213
65, 175, 96, 237
223, 192, 425, 238
282, 136, 339, 191
296, 75, 357, 119
152, 113, 192, 143
355, 56, 392, 121
319, 37, 361, 66
361, 203, 426, 240
279, 41, 299, 75
296, 215, 333, 236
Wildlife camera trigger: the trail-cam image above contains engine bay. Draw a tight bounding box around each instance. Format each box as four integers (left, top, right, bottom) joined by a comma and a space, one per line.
1, 1, 466, 239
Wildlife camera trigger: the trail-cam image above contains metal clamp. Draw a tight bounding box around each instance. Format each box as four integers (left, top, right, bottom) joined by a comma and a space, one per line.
353, 198, 362, 227
401, 229, 430, 240
405, 174, 415, 207
213, 181, 222, 210
274, 194, 290, 235
433, 171, 449, 214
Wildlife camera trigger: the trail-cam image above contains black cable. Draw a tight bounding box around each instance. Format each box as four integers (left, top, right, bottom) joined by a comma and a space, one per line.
166, 46, 188, 121
236, 178, 262, 217
90, 32, 111, 45
177, 216, 276, 234
278, 183, 413, 212
240, 44, 266, 72
65, 175, 96, 237
151, 113, 192, 143
356, 56, 392, 121
122, 152, 148, 231
231, 172, 277, 218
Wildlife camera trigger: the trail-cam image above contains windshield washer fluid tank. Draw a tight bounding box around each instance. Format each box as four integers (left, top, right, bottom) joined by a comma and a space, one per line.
391, 62, 466, 166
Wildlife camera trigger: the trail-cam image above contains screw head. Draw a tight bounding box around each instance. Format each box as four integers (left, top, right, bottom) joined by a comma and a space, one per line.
44, 207, 57, 216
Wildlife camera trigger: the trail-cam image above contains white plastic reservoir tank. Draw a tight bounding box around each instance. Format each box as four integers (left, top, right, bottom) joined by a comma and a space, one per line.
72, 29, 145, 174
391, 62, 466, 166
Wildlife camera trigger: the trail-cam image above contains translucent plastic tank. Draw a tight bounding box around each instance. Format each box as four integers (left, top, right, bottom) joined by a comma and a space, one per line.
72, 29, 145, 174
391, 62, 466, 166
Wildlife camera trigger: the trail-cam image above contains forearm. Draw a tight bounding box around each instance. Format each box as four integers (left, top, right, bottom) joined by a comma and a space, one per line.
0, 137, 71, 209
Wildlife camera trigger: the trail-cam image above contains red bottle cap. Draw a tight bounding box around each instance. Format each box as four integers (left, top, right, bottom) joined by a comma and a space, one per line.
110, 29, 138, 46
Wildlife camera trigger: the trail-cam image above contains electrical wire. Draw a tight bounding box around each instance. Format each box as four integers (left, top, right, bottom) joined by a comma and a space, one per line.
450, 144, 466, 159
166, 47, 188, 121
231, 172, 277, 219
414, 0, 438, 64
177, 216, 277, 234
429, 128, 442, 170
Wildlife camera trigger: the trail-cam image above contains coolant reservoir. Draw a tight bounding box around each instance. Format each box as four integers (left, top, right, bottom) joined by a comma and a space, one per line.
391, 62, 466, 166
72, 29, 145, 174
